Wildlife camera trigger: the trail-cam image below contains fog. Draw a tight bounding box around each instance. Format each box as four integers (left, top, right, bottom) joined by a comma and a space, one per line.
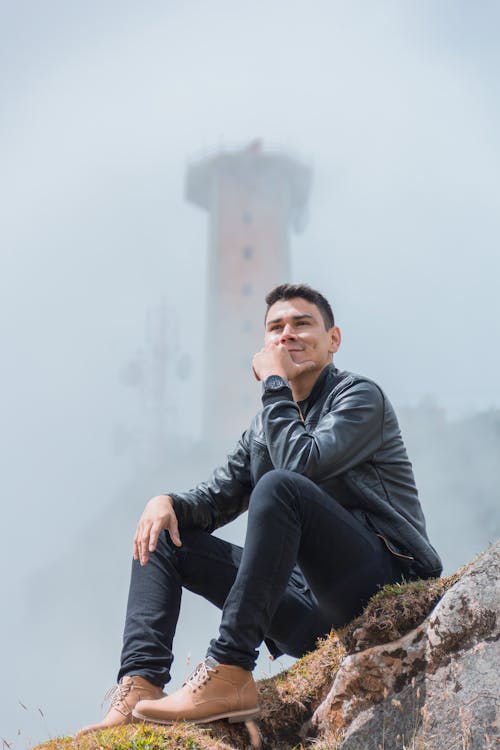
1, 1, 499, 745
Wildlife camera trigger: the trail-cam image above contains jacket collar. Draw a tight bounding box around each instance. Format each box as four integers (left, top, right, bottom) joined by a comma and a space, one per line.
297, 363, 338, 416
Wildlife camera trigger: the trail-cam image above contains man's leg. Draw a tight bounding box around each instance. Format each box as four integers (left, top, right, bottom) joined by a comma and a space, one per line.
207, 469, 405, 669
119, 527, 328, 684
78, 525, 323, 733
78, 530, 243, 734
133, 469, 406, 725
119, 529, 244, 687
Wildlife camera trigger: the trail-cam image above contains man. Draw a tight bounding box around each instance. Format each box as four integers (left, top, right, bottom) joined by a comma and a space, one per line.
78, 283, 442, 734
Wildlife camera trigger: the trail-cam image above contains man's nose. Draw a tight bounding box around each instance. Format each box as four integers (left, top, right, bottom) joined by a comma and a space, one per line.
280, 324, 296, 340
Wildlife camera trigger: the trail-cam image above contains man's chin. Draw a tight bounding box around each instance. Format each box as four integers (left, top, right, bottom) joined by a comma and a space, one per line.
288, 352, 308, 364
290, 356, 318, 370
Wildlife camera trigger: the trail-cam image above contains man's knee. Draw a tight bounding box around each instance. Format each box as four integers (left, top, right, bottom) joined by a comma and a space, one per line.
161, 528, 211, 553
250, 469, 301, 510
254, 468, 299, 491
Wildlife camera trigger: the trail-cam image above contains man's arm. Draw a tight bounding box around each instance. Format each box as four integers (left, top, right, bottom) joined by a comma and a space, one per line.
133, 431, 252, 566
169, 430, 253, 531
252, 340, 384, 480
261, 378, 385, 480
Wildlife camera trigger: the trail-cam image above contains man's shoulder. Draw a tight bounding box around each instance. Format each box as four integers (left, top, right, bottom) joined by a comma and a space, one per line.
327, 367, 386, 401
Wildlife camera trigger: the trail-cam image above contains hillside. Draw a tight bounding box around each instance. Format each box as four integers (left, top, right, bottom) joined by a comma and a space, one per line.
33, 542, 499, 750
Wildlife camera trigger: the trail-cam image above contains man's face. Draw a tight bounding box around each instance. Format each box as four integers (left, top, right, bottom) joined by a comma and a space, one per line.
264, 297, 341, 374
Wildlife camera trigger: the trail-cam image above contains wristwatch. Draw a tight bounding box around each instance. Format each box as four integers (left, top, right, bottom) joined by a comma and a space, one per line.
262, 375, 290, 393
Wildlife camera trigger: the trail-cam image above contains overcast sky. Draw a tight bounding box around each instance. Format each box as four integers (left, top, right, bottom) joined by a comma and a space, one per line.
1, 1, 499, 744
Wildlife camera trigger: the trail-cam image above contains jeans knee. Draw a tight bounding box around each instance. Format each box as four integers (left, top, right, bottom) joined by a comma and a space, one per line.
256, 468, 298, 489
250, 469, 299, 511
154, 528, 205, 561
162, 528, 210, 552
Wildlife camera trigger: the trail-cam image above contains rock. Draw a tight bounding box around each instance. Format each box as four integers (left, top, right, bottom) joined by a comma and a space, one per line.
310, 541, 499, 750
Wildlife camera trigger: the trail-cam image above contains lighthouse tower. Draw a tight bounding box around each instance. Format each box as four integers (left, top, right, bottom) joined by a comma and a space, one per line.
186, 140, 312, 447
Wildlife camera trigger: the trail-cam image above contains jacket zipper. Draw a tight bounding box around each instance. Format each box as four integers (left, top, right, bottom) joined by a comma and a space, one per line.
376, 533, 415, 561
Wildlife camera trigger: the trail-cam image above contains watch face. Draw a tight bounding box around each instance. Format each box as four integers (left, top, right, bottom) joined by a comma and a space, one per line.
266, 375, 287, 390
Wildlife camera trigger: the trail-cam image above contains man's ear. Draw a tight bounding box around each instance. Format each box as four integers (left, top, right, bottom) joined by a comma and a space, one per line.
328, 326, 341, 354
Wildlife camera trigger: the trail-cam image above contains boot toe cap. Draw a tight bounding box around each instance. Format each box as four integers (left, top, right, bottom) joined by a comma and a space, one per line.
133, 697, 172, 721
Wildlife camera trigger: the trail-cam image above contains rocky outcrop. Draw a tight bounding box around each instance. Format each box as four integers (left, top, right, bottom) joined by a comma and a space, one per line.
311, 541, 499, 750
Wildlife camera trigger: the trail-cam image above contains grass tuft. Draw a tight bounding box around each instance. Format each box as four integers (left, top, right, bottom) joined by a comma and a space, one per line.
32, 724, 236, 750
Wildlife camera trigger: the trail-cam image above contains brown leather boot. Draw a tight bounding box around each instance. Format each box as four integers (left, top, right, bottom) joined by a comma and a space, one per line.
76, 675, 164, 736
133, 657, 259, 725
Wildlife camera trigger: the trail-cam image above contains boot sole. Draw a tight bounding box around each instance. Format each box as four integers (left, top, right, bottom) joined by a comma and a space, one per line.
132, 706, 260, 725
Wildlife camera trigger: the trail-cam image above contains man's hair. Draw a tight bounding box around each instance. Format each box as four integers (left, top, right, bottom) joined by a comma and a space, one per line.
265, 283, 335, 330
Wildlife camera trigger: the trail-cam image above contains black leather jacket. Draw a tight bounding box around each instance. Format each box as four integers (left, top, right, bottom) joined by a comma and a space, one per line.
170, 364, 442, 578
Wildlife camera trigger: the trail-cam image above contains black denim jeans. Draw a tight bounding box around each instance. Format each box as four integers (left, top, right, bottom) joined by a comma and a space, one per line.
119, 469, 407, 686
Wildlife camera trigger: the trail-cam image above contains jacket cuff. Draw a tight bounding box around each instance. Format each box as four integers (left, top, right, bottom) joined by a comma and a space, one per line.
261, 385, 294, 407
166, 493, 187, 526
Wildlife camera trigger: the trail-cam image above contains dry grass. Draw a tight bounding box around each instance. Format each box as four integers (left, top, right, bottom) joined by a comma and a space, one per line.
32, 724, 236, 750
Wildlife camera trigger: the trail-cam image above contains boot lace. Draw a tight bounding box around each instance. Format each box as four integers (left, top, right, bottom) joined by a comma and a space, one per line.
184, 660, 218, 692
101, 681, 134, 717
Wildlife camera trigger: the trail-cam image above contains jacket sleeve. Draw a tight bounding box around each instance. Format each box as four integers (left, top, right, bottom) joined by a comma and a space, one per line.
168, 430, 253, 532
261, 379, 385, 481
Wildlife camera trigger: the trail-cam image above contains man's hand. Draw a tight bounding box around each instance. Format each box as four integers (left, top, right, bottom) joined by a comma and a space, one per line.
252, 342, 317, 382
133, 494, 181, 566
